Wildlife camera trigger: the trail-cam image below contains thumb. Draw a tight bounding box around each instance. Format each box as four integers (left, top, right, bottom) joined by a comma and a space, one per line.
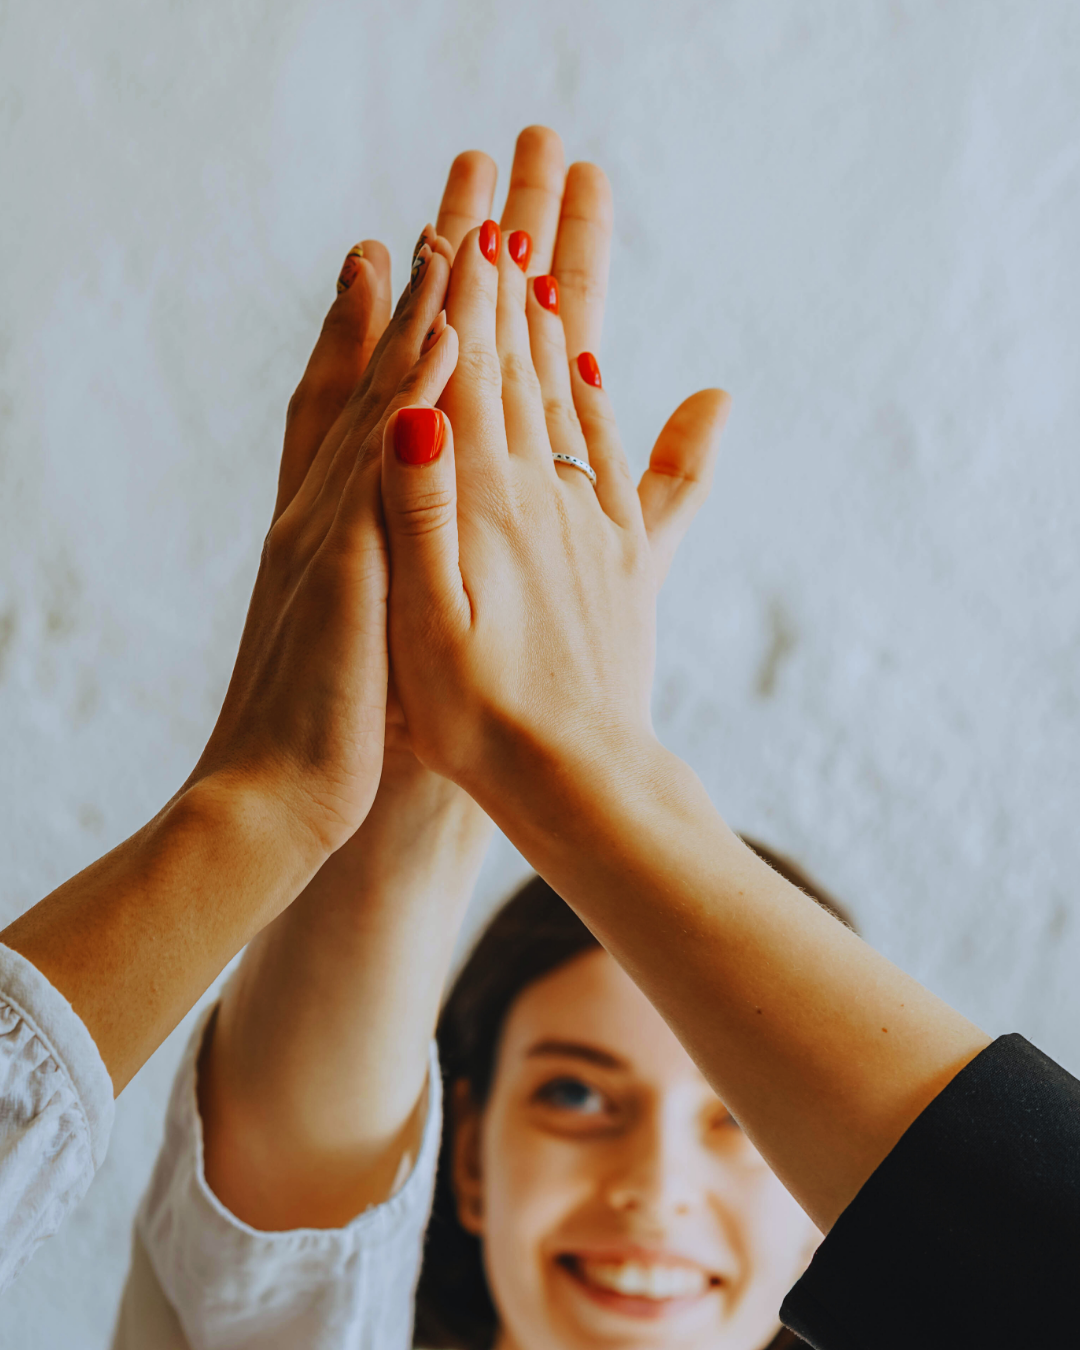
638, 388, 732, 588
381, 404, 468, 628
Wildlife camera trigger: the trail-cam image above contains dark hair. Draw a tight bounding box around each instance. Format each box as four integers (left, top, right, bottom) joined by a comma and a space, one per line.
413, 841, 854, 1349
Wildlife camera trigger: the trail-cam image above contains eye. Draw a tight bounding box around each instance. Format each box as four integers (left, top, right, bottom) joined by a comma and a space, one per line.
534, 1076, 608, 1115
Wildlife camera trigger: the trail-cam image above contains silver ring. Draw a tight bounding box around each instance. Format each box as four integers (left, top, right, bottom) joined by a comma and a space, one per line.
552, 452, 598, 487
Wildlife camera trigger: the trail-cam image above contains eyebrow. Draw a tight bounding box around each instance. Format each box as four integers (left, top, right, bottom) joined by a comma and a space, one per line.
524, 1039, 629, 1071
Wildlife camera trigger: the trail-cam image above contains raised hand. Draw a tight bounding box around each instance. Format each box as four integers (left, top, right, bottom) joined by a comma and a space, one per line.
379, 213, 730, 800
1, 222, 458, 1092
378, 207, 988, 1242
189, 232, 457, 856
195, 129, 639, 1231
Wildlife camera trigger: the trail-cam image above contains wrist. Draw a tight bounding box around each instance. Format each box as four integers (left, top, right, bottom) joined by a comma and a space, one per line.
461, 725, 727, 911
312, 763, 492, 909
462, 719, 681, 839
177, 770, 334, 889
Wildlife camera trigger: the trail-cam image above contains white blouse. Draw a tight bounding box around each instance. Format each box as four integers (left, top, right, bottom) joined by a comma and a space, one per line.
112, 1012, 443, 1350
0, 942, 115, 1292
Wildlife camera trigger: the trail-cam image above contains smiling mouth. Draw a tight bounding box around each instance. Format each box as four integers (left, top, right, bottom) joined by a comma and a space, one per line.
557, 1254, 722, 1315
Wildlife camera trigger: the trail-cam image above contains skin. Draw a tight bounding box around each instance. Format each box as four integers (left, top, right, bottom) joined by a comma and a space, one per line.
377, 191, 991, 1231
454, 948, 820, 1350
0, 170, 460, 1092
198, 126, 730, 1227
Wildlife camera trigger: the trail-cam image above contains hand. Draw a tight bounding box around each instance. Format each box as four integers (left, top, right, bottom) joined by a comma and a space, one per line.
378, 209, 730, 805
188, 228, 458, 858
197, 129, 641, 1230
385, 126, 615, 778
0, 227, 460, 1093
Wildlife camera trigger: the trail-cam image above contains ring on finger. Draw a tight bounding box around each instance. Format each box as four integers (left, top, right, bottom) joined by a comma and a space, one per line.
552, 451, 597, 488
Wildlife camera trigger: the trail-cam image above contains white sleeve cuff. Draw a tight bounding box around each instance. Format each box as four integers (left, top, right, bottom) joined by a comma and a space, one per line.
0, 942, 115, 1290
137, 1009, 442, 1350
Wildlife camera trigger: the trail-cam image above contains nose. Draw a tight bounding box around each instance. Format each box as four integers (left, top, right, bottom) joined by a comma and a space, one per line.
602, 1108, 700, 1219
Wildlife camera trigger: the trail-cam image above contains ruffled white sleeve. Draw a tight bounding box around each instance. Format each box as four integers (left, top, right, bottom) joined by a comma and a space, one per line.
0, 942, 115, 1291
127, 1008, 442, 1350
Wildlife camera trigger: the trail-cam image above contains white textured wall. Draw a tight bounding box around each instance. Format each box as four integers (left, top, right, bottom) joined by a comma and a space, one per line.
2, 1, 1079, 1343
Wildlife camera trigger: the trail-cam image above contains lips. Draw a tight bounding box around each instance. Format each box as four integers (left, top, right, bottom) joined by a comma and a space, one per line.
557, 1251, 722, 1319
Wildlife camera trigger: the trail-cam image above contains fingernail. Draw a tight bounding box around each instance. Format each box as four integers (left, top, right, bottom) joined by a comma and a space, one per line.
479, 219, 500, 264
577, 351, 602, 388
411, 242, 432, 293
394, 408, 445, 465
336, 244, 364, 294
413, 223, 434, 260
508, 229, 532, 273
533, 274, 559, 314
421, 310, 447, 356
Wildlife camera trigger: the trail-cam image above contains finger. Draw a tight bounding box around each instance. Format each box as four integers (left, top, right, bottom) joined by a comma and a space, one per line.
569, 351, 640, 527
638, 389, 732, 587
436, 151, 498, 256
525, 273, 590, 475
380, 400, 469, 629
494, 229, 549, 467
330, 324, 462, 564
439, 223, 508, 478
498, 126, 566, 276
551, 162, 613, 359
391, 225, 436, 319
285, 250, 452, 541
275, 239, 392, 521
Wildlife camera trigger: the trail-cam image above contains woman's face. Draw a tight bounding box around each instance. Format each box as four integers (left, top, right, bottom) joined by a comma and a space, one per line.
452, 948, 820, 1350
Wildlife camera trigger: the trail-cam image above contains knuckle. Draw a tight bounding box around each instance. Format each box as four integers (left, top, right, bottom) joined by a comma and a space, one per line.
555, 265, 606, 310
391, 485, 456, 539
285, 383, 313, 428
579, 402, 620, 440
542, 393, 582, 435
261, 515, 300, 572
648, 454, 708, 487
499, 349, 541, 392
455, 342, 503, 397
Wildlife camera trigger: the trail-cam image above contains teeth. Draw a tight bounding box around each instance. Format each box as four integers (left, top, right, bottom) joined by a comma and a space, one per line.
578, 1259, 709, 1300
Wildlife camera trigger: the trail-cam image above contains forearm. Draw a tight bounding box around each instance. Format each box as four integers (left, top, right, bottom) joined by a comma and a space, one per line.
468, 732, 991, 1232
199, 766, 493, 1230
0, 775, 323, 1093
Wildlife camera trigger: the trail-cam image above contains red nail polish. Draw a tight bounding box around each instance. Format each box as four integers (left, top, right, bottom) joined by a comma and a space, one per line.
479, 220, 501, 264
508, 230, 532, 273
533, 274, 559, 314
337, 244, 364, 294
577, 351, 602, 388
394, 408, 444, 465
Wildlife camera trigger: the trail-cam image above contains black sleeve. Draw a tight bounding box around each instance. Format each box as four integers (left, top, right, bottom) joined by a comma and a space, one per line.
779, 1034, 1080, 1350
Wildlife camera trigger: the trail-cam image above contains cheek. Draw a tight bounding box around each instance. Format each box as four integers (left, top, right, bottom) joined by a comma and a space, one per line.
479, 1113, 596, 1325
731, 1168, 821, 1287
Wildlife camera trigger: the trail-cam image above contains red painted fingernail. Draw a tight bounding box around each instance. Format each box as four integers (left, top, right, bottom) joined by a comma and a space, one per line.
394, 408, 445, 465
508, 230, 532, 273
533, 274, 559, 314
577, 352, 602, 388
479, 220, 500, 264
336, 243, 364, 294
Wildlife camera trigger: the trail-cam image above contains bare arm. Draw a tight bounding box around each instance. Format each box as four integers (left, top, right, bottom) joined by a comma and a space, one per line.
377, 192, 990, 1234
480, 737, 989, 1232
0, 225, 457, 1094
196, 126, 625, 1227
198, 760, 492, 1229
